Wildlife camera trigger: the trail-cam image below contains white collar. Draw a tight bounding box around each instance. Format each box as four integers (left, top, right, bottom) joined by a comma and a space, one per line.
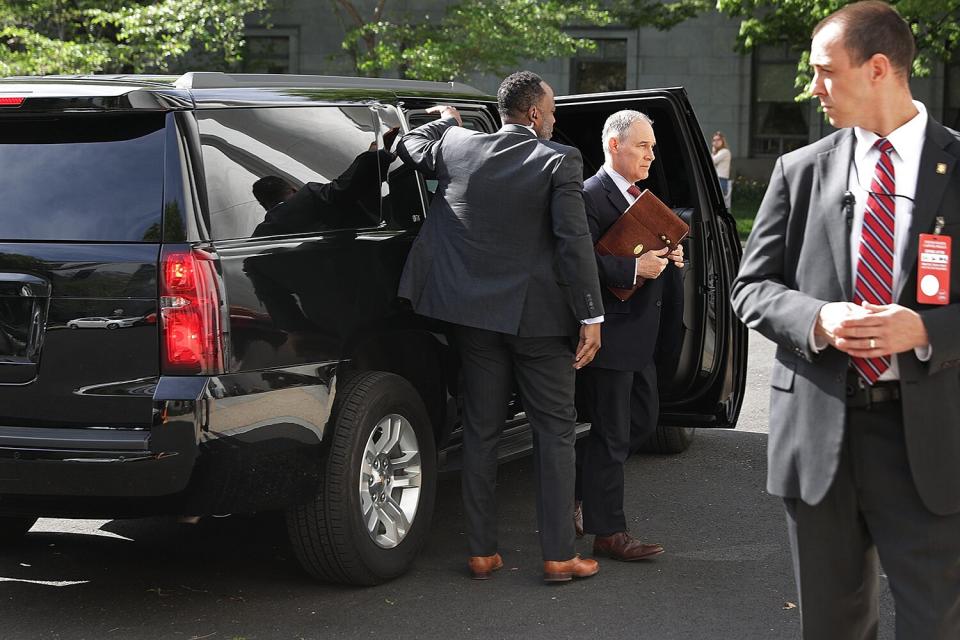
604, 165, 636, 195
853, 100, 927, 167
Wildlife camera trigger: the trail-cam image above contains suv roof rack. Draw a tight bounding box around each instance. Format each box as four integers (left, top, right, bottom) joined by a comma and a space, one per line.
171, 72, 486, 95
2, 72, 487, 96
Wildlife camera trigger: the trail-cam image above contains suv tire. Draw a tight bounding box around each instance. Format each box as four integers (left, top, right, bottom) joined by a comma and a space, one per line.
286, 371, 437, 585
0, 516, 37, 544
637, 425, 695, 454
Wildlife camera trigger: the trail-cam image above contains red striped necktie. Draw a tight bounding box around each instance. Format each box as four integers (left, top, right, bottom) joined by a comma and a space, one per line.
851, 137, 896, 385
627, 184, 642, 199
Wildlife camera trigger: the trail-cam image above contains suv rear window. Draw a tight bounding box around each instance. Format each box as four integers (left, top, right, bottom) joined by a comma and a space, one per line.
0, 114, 166, 242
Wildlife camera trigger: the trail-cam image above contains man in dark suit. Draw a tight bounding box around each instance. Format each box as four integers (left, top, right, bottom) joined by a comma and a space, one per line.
732, 2, 960, 636
574, 110, 682, 561
397, 71, 605, 583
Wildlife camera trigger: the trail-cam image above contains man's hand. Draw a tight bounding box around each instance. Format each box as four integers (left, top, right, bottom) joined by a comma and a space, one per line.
636, 247, 670, 279
425, 105, 462, 126
815, 301, 869, 349
833, 302, 930, 357
667, 244, 684, 268
574, 323, 602, 369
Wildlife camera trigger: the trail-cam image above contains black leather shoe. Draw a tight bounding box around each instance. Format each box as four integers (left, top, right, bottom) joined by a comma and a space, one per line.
593, 532, 664, 561
574, 500, 584, 538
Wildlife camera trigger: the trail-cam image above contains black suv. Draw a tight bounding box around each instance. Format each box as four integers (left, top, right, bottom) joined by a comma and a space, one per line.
0, 72, 747, 585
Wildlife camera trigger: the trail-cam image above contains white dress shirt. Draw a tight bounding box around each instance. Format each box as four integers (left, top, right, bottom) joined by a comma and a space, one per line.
605, 165, 643, 287
811, 100, 932, 378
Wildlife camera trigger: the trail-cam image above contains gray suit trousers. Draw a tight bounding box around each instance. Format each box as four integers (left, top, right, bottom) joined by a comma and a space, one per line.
455, 325, 577, 561
785, 401, 960, 639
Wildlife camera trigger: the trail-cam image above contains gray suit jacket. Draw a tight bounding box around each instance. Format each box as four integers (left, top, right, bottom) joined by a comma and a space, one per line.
731, 118, 960, 515
397, 118, 603, 337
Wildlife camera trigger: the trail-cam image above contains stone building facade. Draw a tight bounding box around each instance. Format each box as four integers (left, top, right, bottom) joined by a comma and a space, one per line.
241, 2, 955, 180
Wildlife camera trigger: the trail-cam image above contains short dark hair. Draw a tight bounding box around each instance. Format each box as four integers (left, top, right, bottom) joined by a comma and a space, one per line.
252, 175, 295, 210
497, 71, 545, 119
813, 0, 915, 77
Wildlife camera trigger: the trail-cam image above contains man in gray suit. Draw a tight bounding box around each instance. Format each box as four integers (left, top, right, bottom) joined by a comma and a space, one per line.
732, 2, 960, 637
397, 71, 605, 583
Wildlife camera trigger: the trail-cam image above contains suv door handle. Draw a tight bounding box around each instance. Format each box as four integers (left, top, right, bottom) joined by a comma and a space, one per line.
0, 273, 51, 299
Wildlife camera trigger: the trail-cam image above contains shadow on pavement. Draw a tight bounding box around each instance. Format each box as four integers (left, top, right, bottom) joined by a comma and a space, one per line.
0, 430, 809, 640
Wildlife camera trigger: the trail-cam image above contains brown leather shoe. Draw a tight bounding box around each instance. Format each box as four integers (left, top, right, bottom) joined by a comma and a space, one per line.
593, 531, 664, 561
543, 554, 600, 583
574, 500, 584, 538
468, 553, 503, 580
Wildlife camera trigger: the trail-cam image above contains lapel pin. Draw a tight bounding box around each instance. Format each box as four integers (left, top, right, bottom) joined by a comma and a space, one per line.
936, 162, 948, 174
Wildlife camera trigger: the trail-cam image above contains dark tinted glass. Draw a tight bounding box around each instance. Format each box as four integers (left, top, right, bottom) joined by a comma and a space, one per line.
0, 115, 165, 242
197, 106, 383, 240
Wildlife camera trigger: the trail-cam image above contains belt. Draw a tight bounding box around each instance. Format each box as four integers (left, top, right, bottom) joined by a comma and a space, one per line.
845, 372, 901, 409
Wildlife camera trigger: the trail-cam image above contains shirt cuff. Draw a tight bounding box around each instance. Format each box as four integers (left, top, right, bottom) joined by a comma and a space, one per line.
809, 314, 828, 353
581, 316, 604, 325
633, 259, 639, 286
915, 344, 932, 361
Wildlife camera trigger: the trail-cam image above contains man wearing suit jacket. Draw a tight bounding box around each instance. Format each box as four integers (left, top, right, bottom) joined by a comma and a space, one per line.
574, 110, 682, 561
397, 71, 605, 583
732, 2, 960, 637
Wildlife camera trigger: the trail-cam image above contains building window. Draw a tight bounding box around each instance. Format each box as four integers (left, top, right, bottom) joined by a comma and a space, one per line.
751, 44, 808, 157
945, 61, 960, 130
242, 28, 299, 74
570, 38, 627, 94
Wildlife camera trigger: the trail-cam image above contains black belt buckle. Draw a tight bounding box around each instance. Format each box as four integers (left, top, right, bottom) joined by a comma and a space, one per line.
845, 372, 900, 409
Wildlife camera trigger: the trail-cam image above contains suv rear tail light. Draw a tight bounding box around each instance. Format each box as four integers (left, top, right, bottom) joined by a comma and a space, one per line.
159, 246, 224, 375
0, 97, 25, 107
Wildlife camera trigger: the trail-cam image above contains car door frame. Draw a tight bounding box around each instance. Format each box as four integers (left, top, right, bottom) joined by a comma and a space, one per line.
555, 88, 747, 429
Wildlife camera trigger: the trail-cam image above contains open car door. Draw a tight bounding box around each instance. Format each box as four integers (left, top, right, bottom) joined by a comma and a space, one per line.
555, 88, 748, 434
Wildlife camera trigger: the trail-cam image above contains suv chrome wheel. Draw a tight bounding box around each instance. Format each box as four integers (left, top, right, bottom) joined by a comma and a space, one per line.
360, 414, 422, 548
287, 371, 436, 585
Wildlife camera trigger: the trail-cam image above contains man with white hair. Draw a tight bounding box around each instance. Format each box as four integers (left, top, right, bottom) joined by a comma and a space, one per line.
573, 110, 683, 561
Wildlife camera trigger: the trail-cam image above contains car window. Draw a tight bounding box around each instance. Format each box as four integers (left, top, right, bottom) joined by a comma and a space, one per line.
0, 114, 166, 242
197, 106, 385, 240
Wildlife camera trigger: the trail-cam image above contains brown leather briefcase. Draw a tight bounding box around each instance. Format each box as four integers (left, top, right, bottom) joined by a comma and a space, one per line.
595, 189, 689, 302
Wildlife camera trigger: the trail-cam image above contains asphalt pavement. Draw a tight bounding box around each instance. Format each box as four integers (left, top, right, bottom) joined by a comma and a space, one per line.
0, 332, 895, 639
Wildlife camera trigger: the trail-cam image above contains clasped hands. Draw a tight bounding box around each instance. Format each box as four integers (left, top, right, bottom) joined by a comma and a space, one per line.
636, 245, 684, 279
815, 301, 929, 357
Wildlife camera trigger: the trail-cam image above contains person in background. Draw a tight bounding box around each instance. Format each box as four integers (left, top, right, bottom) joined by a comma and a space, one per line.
711, 131, 732, 209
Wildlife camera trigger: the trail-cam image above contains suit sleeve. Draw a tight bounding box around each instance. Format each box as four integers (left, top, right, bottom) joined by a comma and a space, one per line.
730, 156, 827, 359
584, 188, 637, 289
551, 148, 605, 320
397, 117, 459, 175
919, 295, 960, 374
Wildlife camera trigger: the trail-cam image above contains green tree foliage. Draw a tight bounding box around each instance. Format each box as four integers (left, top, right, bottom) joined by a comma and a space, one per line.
0, 0, 269, 76
715, 0, 960, 95
614, 0, 713, 30
334, 0, 612, 81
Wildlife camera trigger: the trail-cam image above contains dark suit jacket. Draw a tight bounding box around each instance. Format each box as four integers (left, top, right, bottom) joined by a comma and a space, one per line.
397, 118, 603, 337
731, 118, 960, 515
583, 167, 683, 371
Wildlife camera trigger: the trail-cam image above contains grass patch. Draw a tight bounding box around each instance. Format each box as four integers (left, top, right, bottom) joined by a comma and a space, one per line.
729, 176, 767, 241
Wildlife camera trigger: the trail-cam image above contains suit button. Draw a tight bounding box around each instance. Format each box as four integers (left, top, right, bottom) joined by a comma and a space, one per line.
656, 301, 662, 308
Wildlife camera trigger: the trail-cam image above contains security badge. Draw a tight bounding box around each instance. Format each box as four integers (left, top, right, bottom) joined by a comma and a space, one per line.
917, 216, 951, 305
